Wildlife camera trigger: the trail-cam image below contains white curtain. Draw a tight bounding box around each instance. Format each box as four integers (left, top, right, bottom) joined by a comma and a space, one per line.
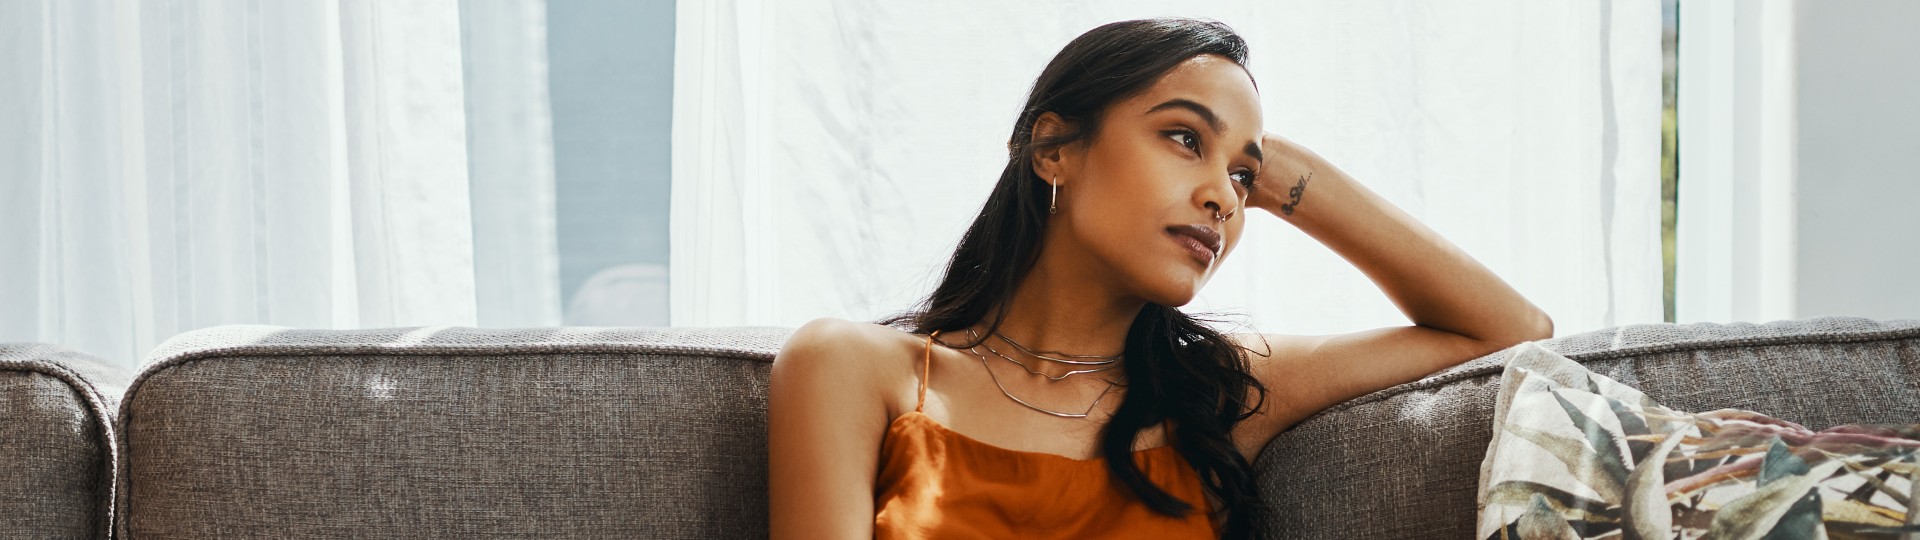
0, 0, 560, 366
672, 1, 1664, 336
1675, 0, 1798, 325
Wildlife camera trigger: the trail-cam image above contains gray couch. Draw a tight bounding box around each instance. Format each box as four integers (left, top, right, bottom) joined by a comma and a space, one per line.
4, 317, 1917, 539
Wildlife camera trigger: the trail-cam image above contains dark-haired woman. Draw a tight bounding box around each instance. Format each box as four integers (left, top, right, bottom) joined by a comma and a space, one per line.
768, 18, 1552, 540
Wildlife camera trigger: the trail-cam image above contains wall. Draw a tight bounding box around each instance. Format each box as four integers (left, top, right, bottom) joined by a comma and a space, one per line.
1677, 0, 1920, 324
1793, 0, 1920, 320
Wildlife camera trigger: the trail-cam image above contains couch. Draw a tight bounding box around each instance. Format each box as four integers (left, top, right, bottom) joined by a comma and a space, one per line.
4, 317, 1916, 539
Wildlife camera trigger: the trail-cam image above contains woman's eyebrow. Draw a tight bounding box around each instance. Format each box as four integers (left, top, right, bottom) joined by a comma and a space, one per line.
1146, 98, 1264, 163
1146, 98, 1226, 134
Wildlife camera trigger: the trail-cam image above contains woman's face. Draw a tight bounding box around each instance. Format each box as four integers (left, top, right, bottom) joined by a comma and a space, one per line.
1038, 54, 1263, 307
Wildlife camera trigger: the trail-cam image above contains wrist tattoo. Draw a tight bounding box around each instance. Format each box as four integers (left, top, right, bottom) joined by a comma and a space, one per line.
1279, 171, 1311, 216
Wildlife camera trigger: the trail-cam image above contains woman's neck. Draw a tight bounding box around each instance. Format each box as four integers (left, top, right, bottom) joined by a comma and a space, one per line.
972, 240, 1143, 366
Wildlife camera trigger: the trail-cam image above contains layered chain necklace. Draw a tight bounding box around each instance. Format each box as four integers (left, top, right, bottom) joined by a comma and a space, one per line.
969, 328, 1120, 381
957, 327, 1126, 419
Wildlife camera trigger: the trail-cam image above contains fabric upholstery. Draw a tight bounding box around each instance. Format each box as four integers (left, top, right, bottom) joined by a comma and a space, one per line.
1477, 342, 1916, 537
1256, 317, 1920, 539
119, 325, 791, 539
1, 343, 129, 540
113, 318, 1920, 538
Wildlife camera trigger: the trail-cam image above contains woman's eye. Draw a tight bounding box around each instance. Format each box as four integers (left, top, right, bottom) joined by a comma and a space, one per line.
1166, 130, 1199, 151
1167, 129, 1255, 190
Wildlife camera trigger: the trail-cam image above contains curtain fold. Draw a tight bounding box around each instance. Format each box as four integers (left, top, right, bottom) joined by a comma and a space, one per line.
459, 0, 563, 329
670, 0, 1664, 335
0, 0, 559, 366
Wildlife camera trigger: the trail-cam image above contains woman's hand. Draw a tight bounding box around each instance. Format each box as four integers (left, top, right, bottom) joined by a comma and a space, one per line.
1246, 132, 1337, 219
1226, 130, 1553, 462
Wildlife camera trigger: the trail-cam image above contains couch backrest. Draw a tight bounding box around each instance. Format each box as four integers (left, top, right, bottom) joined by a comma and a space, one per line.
114, 318, 1920, 539
1255, 316, 1920, 539
117, 325, 790, 539
1, 343, 127, 540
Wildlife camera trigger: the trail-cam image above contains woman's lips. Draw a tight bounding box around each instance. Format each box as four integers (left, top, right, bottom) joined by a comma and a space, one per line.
1168, 230, 1216, 266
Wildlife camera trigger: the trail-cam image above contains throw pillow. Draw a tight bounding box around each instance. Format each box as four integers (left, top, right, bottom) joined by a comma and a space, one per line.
1476, 342, 1919, 539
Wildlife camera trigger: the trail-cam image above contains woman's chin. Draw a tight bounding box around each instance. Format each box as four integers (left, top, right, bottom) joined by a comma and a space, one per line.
1141, 278, 1207, 308
1116, 260, 1216, 307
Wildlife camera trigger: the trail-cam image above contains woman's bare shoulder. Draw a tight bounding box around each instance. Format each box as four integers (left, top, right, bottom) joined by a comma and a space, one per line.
781, 317, 927, 364
767, 318, 925, 537
776, 317, 927, 416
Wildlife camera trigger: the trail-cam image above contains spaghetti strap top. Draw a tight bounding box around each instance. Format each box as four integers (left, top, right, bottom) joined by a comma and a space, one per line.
872, 331, 1218, 539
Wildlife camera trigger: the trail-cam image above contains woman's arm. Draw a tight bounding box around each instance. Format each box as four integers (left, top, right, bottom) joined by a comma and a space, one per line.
1230, 133, 1553, 459
768, 318, 892, 540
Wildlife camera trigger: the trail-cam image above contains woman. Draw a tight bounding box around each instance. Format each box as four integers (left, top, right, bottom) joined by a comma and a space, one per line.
768, 18, 1552, 540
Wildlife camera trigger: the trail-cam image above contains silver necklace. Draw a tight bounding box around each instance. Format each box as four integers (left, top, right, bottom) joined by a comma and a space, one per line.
956, 341, 1125, 419
967, 328, 1119, 382
991, 328, 1123, 365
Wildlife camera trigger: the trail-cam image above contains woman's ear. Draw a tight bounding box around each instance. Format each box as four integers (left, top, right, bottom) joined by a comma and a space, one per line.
1028, 112, 1079, 183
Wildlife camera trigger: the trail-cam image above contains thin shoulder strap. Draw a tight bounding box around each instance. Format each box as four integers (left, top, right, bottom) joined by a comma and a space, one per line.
917, 331, 940, 413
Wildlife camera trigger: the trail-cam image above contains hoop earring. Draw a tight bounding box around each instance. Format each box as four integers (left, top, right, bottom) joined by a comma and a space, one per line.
1049, 178, 1059, 214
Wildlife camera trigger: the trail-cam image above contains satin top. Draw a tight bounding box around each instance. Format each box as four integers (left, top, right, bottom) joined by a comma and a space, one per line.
871, 332, 1218, 539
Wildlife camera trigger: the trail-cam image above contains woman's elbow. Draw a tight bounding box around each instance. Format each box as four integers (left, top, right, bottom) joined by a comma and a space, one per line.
1526, 309, 1555, 341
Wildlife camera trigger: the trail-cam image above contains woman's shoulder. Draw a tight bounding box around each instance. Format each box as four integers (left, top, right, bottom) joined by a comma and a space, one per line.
782, 317, 927, 362
776, 317, 928, 415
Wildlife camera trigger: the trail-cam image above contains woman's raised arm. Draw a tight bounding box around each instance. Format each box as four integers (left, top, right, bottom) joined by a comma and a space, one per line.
1230, 133, 1553, 459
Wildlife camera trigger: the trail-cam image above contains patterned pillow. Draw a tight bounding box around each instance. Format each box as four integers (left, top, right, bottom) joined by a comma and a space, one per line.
1475, 342, 1919, 538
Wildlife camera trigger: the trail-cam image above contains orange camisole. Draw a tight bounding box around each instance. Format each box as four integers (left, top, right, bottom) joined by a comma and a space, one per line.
872, 332, 1218, 539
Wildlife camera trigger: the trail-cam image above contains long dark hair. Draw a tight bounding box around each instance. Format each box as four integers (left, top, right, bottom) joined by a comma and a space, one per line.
877, 18, 1271, 539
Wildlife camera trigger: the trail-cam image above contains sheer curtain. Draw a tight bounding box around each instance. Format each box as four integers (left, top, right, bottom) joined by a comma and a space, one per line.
1675, 0, 1798, 324
672, 1, 1664, 336
0, 0, 560, 366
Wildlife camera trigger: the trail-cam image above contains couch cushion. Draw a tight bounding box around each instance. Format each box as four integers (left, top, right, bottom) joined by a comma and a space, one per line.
1255, 316, 1920, 539
1, 343, 129, 540
118, 325, 790, 539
